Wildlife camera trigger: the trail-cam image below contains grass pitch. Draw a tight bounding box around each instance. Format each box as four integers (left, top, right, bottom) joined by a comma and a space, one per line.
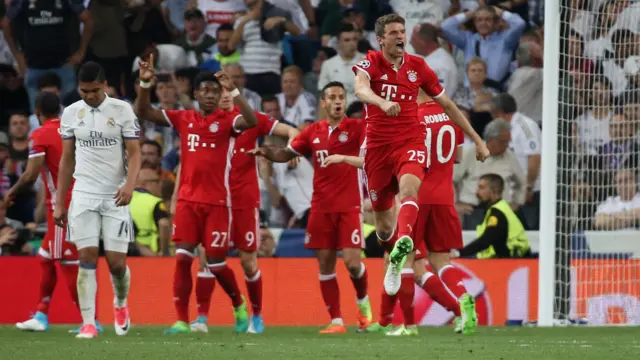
1, 326, 639, 360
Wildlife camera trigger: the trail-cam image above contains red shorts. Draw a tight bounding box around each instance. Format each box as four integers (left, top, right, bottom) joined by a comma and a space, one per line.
230, 208, 259, 252
40, 211, 77, 260
362, 139, 427, 212
415, 204, 463, 253
173, 200, 230, 258
306, 211, 364, 250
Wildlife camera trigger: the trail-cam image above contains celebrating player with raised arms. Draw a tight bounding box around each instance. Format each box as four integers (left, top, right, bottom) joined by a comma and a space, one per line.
352, 14, 489, 295
134, 55, 259, 334
54, 62, 142, 339
189, 76, 300, 334
249, 82, 372, 334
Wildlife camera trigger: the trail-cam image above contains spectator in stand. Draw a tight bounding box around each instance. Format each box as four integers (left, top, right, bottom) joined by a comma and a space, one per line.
2, 0, 93, 110
560, 0, 596, 42
584, 0, 627, 60
602, 29, 640, 99
318, 23, 364, 107
318, 0, 373, 47
491, 93, 542, 229
231, 0, 300, 96
593, 167, 640, 230
262, 155, 313, 228
132, 42, 190, 74
574, 75, 615, 155
194, 0, 246, 39
5, 113, 35, 225
388, 0, 447, 54
200, 24, 241, 71
411, 23, 459, 98
0, 65, 29, 127
174, 8, 217, 66
303, 46, 336, 99
130, 168, 171, 256
224, 63, 262, 110
162, 0, 190, 33
454, 118, 526, 230
261, 94, 286, 123
608, 0, 640, 38
586, 110, 640, 201
572, 171, 598, 231
277, 65, 316, 129
144, 74, 190, 153
0, 133, 12, 195
27, 73, 63, 135
0, 198, 32, 256
327, 7, 378, 52
346, 101, 363, 119
441, 5, 525, 90
142, 140, 177, 183
508, 35, 544, 126
453, 57, 498, 141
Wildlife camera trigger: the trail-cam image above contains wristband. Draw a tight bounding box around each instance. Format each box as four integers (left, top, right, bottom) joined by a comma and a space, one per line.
139, 80, 151, 89
230, 88, 240, 98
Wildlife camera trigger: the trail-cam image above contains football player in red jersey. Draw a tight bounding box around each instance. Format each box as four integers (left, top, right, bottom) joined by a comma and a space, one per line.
134, 54, 259, 334
249, 82, 372, 334
8, 93, 98, 332
324, 96, 467, 335
352, 14, 489, 298
190, 80, 300, 334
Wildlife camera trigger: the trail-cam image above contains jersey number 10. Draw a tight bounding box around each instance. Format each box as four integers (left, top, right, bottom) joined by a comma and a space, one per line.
425, 124, 456, 167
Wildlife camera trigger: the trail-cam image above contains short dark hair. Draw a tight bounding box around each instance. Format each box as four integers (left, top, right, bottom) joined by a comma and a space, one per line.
417, 23, 439, 43
217, 23, 234, 36
492, 93, 517, 114
184, 8, 204, 21
142, 140, 162, 156
480, 173, 505, 194
36, 92, 61, 118
193, 71, 220, 89
374, 14, 405, 37
37, 72, 62, 90
261, 94, 278, 106
346, 101, 363, 118
321, 81, 345, 98
338, 22, 356, 38
78, 62, 106, 83
318, 46, 337, 59
611, 29, 635, 47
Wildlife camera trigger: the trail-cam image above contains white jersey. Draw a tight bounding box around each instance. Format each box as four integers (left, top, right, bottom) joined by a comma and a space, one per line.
61, 96, 140, 198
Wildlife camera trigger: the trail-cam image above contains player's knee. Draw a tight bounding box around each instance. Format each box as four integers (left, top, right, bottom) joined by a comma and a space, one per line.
108, 261, 127, 278
428, 252, 450, 272
345, 261, 361, 278
240, 256, 258, 275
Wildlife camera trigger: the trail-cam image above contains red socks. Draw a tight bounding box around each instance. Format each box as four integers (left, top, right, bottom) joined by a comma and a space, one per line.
208, 263, 243, 308
60, 263, 80, 310
245, 270, 263, 315
195, 271, 216, 317
173, 251, 194, 323
36, 257, 57, 314
379, 291, 397, 326
439, 264, 468, 299
349, 263, 368, 301
397, 197, 419, 238
398, 272, 416, 326
420, 272, 460, 316
319, 274, 341, 320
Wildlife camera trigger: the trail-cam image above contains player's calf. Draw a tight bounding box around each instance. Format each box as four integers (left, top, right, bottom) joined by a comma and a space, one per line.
343, 249, 371, 328
105, 251, 131, 336
207, 257, 249, 333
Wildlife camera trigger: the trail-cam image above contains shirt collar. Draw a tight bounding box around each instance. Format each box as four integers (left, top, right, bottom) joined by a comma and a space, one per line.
186, 33, 206, 46
87, 94, 110, 112
135, 188, 150, 194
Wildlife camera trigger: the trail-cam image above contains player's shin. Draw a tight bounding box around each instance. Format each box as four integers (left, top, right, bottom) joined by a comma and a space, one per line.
207, 261, 243, 308
319, 273, 343, 324
379, 291, 397, 327
195, 270, 216, 318
397, 197, 419, 240
60, 261, 80, 310
173, 249, 195, 323
110, 265, 131, 308
419, 271, 460, 316
77, 262, 98, 327
36, 256, 57, 315
240, 251, 262, 316
437, 263, 468, 299
398, 269, 416, 327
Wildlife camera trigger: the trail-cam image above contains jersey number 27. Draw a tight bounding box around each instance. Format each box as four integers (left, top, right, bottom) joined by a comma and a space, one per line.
425, 124, 456, 167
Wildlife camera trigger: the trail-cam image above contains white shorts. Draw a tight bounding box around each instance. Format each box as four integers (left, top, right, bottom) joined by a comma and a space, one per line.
67, 195, 134, 253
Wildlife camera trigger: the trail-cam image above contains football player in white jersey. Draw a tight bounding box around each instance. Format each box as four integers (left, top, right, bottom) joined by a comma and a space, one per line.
54, 62, 142, 339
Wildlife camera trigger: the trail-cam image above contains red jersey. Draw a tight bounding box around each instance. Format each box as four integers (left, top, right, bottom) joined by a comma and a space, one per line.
289, 118, 365, 213
352, 50, 444, 148
163, 109, 241, 206
230, 110, 278, 209
28, 118, 72, 208
419, 102, 464, 205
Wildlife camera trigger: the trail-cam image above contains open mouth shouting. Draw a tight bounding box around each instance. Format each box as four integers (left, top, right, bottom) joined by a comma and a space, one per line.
395, 39, 405, 52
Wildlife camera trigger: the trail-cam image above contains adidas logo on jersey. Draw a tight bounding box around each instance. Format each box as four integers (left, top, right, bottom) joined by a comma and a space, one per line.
188, 123, 194, 128
64, 249, 73, 256
380, 74, 388, 80
313, 138, 320, 144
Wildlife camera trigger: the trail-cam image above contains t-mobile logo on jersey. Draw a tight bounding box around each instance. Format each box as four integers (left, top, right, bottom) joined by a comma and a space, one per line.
187, 134, 200, 152
380, 84, 398, 101
315, 150, 329, 167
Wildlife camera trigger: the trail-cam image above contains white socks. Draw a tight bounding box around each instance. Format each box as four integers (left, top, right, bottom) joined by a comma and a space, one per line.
111, 266, 131, 308
77, 267, 97, 326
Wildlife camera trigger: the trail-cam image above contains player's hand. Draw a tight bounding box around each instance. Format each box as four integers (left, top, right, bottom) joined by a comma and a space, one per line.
475, 141, 490, 162
67, 50, 85, 66
247, 147, 268, 157
287, 157, 299, 169
381, 100, 401, 116
114, 185, 134, 207
4, 187, 17, 207
0, 226, 17, 246
263, 16, 286, 31
323, 154, 345, 167
53, 205, 67, 227
138, 54, 156, 82
214, 70, 236, 91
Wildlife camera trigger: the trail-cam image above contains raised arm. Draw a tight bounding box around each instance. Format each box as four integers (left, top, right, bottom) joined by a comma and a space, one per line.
433, 93, 489, 160
215, 71, 258, 130
134, 54, 172, 125
323, 154, 363, 168
272, 122, 300, 143
249, 146, 298, 163
354, 71, 386, 109
497, 8, 526, 49
440, 12, 473, 50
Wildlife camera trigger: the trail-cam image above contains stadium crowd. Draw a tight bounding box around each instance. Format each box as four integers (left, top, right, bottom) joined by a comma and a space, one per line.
0, 0, 638, 258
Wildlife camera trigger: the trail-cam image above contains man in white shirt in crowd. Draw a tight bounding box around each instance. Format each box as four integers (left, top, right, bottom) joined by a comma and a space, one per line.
195, 0, 247, 39
132, 42, 190, 74
410, 23, 458, 98
318, 23, 364, 107
225, 63, 262, 110
277, 65, 317, 129
594, 168, 640, 230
